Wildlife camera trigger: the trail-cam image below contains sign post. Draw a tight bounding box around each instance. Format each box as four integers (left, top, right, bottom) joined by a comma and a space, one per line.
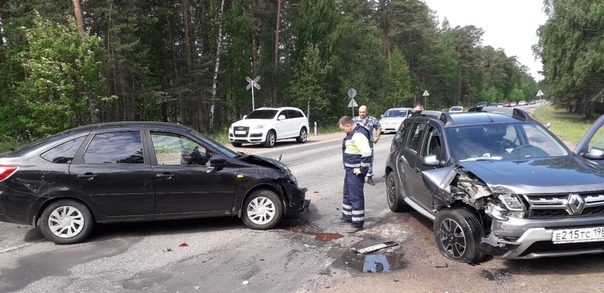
246, 76, 261, 110
422, 90, 429, 108
347, 88, 358, 116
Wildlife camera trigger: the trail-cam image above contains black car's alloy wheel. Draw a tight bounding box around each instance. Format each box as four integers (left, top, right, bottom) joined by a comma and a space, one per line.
386, 172, 406, 212
242, 190, 283, 229
433, 208, 485, 263
39, 200, 94, 244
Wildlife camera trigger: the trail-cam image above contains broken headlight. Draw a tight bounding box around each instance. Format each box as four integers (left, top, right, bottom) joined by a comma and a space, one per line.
485, 194, 526, 220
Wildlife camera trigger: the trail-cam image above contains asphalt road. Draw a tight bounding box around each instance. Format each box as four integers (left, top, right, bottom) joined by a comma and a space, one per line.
1, 125, 604, 293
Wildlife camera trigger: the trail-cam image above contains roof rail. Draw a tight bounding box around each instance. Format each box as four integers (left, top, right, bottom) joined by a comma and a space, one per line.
512, 108, 533, 121
439, 112, 454, 126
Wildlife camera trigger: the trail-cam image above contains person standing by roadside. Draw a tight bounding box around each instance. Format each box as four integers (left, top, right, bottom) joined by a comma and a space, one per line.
353, 105, 381, 186
412, 103, 424, 113
339, 116, 372, 233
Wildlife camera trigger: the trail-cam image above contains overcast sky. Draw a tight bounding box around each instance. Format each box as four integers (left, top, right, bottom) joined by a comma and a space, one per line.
422, 0, 548, 81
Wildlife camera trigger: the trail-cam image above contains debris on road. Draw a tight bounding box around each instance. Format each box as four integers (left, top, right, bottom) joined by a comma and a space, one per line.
351, 241, 399, 254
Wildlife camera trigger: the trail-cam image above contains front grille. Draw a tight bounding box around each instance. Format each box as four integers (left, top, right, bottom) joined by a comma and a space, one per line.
233, 126, 249, 137
526, 192, 604, 219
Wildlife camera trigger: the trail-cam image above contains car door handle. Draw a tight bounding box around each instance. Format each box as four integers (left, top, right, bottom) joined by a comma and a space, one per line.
77, 173, 96, 181
156, 173, 174, 179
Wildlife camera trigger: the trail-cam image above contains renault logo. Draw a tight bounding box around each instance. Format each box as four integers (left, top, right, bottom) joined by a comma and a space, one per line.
566, 193, 585, 215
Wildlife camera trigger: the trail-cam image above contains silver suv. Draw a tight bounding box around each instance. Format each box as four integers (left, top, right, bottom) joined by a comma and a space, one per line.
385, 107, 604, 263
229, 107, 309, 148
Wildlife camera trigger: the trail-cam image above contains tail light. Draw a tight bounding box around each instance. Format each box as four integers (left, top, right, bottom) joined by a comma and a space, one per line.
0, 165, 18, 182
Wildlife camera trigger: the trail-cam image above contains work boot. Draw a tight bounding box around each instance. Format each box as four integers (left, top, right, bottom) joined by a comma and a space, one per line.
366, 176, 375, 186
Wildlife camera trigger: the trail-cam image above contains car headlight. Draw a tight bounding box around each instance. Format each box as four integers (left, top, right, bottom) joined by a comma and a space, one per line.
486, 194, 526, 220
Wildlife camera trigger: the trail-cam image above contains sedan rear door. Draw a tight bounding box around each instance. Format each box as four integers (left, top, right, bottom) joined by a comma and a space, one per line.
70, 130, 156, 217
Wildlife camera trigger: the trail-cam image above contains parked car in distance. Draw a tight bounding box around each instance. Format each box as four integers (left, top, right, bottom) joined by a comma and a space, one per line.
503, 101, 511, 107
477, 101, 487, 107
229, 107, 309, 148
385, 107, 604, 263
518, 100, 528, 106
487, 102, 498, 107
379, 107, 412, 134
0, 121, 309, 244
448, 106, 464, 113
496, 103, 504, 108
510, 101, 518, 107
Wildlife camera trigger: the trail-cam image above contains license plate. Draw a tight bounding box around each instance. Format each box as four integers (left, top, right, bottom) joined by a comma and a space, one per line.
235, 130, 246, 135
552, 227, 604, 244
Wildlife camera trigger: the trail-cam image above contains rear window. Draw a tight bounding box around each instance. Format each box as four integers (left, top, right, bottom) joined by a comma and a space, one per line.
40, 136, 86, 163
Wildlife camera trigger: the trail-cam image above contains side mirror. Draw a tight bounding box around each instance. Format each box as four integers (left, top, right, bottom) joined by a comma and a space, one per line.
584, 147, 604, 160
243, 115, 248, 119
207, 155, 227, 173
423, 154, 443, 167
277, 114, 286, 120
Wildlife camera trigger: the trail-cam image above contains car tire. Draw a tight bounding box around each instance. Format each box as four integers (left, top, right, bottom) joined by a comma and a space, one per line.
39, 199, 94, 244
263, 130, 276, 148
242, 190, 283, 230
231, 142, 242, 147
433, 208, 486, 263
296, 127, 308, 143
386, 172, 407, 212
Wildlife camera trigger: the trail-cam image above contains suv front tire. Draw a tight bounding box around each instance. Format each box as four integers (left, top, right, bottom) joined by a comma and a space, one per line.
433, 208, 486, 263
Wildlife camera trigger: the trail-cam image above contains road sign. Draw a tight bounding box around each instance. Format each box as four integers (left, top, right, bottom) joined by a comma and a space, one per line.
246, 76, 261, 90
348, 88, 357, 98
348, 98, 358, 108
536, 89, 544, 97
423, 90, 429, 97
246, 76, 261, 109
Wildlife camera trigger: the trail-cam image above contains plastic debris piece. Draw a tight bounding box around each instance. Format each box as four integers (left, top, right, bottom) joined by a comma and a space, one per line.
242, 280, 249, 285
351, 241, 399, 254
162, 248, 173, 252
313, 190, 320, 193
179, 242, 189, 247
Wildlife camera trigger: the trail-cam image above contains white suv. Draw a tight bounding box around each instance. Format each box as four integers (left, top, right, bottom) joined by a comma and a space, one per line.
229, 107, 309, 148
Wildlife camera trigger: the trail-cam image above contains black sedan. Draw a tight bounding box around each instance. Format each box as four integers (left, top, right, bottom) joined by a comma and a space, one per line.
0, 122, 309, 244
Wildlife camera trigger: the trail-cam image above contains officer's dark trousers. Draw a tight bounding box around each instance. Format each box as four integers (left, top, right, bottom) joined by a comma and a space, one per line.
342, 168, 365, 228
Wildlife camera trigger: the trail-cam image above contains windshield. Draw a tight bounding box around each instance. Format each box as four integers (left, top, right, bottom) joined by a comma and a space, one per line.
384, 109, 408, 117
446, 122, 569, 162
245, 109, 278, 119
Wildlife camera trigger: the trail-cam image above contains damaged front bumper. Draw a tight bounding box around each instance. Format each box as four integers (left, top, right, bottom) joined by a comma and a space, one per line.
483, 215, 604, 259
282, 183, 310, 214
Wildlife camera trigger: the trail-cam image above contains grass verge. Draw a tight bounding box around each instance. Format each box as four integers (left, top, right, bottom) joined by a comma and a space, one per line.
531, 105, 597, 144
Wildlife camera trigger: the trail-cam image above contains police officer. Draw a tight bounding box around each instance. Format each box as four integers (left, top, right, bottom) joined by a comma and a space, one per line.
338, 116, 373, 233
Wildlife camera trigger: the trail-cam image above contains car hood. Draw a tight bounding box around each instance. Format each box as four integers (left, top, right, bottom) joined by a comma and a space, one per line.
457, 156, 604, 194
380, 117, 406, 123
